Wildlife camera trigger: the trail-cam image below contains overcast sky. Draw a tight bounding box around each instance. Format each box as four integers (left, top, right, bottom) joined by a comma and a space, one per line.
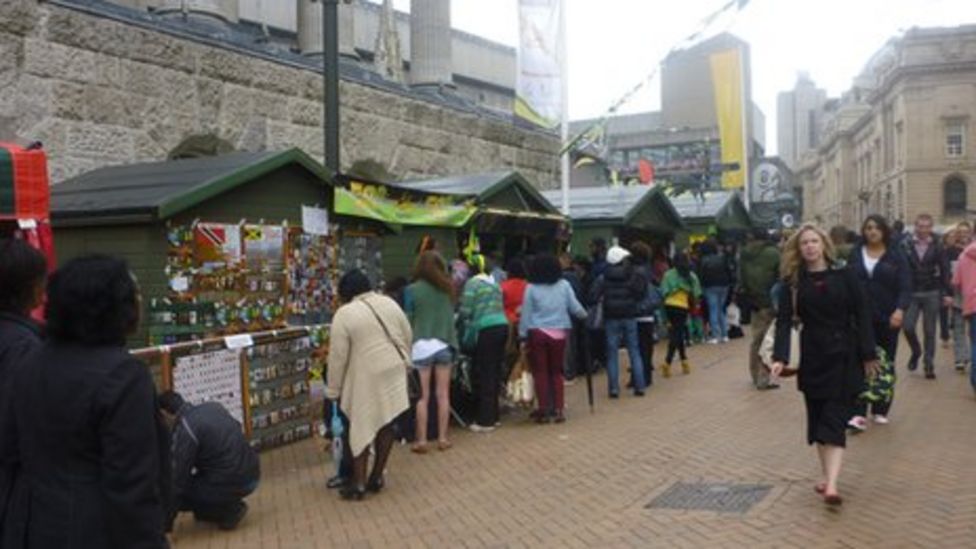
378, 0, 976, 154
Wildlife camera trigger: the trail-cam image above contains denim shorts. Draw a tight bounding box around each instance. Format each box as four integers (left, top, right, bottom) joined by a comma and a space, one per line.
413, 347, 455, 369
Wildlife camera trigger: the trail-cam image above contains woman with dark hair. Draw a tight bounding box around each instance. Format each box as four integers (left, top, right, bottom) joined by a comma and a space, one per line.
458, 254, 509, 432
0, 239, 47, 544
2, 255, 168, 548
501, 258, 529, 325
327, 270, 412, 500
629, 241, 658, 387
698, 240, 734, 344
404, 251, 457, 453
659, 253, 702, 377
771, 224, 878, 506
847, 214, 912, 431
518, 254, 587, 423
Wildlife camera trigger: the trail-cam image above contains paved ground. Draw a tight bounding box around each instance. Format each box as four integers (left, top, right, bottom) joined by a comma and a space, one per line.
173, 334, 976, 548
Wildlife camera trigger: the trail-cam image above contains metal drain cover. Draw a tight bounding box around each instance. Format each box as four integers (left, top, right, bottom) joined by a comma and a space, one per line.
646, 482, 772, 513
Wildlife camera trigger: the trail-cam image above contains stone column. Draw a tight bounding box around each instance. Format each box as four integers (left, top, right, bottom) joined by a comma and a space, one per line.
154, 0, 240, 23
297, 0, 358, 59
409, 0, 453, 88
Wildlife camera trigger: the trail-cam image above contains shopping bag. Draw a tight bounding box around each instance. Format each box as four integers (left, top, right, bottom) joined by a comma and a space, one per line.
860, 346, 895, 404
759, 320, 800, 375
505, 351, 534, 405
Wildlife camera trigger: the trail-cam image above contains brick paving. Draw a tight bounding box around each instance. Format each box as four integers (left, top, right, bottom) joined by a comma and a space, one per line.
173, 335, 976, 548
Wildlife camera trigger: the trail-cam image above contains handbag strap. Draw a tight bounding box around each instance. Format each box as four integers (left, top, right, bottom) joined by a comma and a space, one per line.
359, 296, 409, 363
790, 284, 800, 328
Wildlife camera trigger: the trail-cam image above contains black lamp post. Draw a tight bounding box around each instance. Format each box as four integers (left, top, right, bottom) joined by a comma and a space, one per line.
322, 0, 340, 173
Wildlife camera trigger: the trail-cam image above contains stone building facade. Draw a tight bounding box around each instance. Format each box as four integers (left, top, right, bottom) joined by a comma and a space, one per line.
798, 25, 976, 228
0, 0, 559, 186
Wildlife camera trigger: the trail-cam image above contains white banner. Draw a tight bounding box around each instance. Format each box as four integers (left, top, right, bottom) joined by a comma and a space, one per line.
516, 0, 563, 129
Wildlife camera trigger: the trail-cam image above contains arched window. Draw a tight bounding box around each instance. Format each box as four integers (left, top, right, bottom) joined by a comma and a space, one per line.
944, 176, 968, 216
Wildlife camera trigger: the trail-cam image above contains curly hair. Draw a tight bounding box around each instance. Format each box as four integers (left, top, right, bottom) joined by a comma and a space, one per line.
46, 255, 140, 346
780, 223, 836, 285
528, 254, 562, 284
413, 251, 455, 301
629, 241, 653, 264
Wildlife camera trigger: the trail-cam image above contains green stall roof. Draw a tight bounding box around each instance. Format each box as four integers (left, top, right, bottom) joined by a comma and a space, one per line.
51, 148, 332, 226
668, 190, 752, 231
397, 171, 562, 218
541, 185, 686, 236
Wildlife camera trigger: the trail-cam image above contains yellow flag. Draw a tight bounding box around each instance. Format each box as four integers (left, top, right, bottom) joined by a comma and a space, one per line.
709, 48, 745, 189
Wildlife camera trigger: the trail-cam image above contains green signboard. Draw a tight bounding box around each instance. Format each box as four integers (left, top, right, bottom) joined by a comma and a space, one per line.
334, 181, 477, 228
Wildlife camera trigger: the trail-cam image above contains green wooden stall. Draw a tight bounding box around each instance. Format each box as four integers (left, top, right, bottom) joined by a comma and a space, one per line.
542, 185, 686, 254
382, 171, 567, 277
51, 148, 337, 347
668, 190, 752, 247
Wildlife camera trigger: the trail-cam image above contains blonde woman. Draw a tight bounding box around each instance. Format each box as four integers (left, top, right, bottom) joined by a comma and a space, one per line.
770, 224, 879, 506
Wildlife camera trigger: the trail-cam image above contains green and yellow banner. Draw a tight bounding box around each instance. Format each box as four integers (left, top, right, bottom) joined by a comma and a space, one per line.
709, 48, 746, 190
334, 181, 477, 228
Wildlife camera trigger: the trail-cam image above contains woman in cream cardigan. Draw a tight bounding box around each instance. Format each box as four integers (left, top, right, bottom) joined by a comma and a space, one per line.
327, 270, 413, 500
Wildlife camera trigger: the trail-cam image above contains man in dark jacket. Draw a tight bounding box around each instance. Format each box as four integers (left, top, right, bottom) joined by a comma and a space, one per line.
900, 213, 953, 378
698, 241, 734, 343
737, 229, 781, 390
159, 391, 260, 531
0, 239, 46, 541
590, 246, 648, 397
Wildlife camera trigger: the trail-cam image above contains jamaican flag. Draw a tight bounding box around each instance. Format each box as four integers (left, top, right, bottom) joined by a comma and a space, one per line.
860, 346, 895, 405
0, 143, 50, 220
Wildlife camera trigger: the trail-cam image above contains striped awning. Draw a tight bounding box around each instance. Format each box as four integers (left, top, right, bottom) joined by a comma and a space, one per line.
0, 143, 49, 221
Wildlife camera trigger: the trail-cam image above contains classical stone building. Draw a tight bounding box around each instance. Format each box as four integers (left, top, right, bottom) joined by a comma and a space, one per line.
797, 25, 976, 228
0, 0, 559, 186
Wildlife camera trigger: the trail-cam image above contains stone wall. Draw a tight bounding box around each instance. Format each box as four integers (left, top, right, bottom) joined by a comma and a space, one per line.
0, 1, 560, 187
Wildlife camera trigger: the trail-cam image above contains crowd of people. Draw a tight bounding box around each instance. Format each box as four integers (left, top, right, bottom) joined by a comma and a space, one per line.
3, 209, 976, 545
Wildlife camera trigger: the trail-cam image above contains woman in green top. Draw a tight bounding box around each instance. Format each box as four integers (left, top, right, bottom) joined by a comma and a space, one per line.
458, 254, 509, 432
404, 251, 458, 453
659, 253, 703, 377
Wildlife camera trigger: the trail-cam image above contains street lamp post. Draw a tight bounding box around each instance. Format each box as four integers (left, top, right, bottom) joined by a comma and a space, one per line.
322, 0, 340, 173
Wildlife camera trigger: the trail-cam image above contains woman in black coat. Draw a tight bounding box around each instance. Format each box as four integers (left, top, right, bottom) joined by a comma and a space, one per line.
2, 255, 169, 548
847, 215, 912, 430
0, 239, 47, 541
771, 224, 879, 507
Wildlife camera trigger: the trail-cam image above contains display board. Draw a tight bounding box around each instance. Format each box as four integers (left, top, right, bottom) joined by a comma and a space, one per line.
287, 228, 338, 325
172, 348, 245, 426
338, 232, 384, 289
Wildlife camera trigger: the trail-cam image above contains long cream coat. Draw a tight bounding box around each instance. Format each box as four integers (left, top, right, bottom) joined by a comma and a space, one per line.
326, 292, 412, 457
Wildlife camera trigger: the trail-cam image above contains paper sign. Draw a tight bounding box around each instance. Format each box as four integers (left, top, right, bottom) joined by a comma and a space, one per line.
302, 206, 330, 236
169, 276, 190, 292
17, 219, 37, 229
224, 334, 255, 349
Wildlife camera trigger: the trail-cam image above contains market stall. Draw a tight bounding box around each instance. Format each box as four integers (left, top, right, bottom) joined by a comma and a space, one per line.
51, 148, 342, 347
0, 142, 55, 300
541, 185, 685, 253
668, 189, 752, 247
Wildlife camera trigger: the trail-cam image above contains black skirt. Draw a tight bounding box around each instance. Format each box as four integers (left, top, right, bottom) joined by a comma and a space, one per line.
804, 395, 849, 447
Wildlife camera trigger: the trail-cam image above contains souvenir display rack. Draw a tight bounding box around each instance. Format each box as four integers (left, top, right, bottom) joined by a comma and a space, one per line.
338, 230, 384, 289
287, 227, 339, 326
133, 325, 330, 451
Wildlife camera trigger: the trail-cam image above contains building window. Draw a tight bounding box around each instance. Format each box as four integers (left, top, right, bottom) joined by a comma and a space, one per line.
944, 176, 967, 215
946, 121, 966, 157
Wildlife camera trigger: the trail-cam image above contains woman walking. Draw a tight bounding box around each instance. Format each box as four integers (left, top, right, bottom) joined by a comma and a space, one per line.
951, 236, 976, 394
771, 224, 879, 506
659, 253, 702, 377
458, 255, 509, 433
2, 255, 169, 548
327, 270, 412, 500
847, 215, 912, 431
519, 254, 587, 423
404, 251, 458, 453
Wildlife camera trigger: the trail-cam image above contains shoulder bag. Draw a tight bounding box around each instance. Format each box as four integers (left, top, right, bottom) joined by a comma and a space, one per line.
758, 283, 801, 375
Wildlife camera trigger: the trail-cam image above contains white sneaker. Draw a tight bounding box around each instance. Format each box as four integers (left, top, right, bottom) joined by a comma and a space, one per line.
847, 416, 868, 432
469, 424, 496, 434
707, 338, 719, 345
873, 415, 889, 425
721, 336, 730, 343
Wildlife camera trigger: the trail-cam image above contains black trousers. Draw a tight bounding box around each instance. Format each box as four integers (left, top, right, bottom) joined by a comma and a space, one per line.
665, 307, 689, 363
473, 325, 509, 427
637, 321, 655, 385
854, 321, 898, 417
181, 479, 256, 525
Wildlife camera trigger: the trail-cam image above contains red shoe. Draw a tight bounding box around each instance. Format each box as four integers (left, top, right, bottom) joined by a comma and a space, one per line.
814, 483, 826, 495
824, 492, 843, 506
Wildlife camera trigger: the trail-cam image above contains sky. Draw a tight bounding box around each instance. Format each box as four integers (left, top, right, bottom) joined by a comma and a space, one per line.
377, 0, 976, 154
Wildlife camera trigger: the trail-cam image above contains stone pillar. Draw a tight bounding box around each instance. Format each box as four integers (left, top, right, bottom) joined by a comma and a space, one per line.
297, 0, 358, 59
154, 0, 239, 24
409, 0, 453, 88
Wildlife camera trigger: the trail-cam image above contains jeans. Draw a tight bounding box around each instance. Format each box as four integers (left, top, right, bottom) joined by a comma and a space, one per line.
951, 307, 970, 366
528, 329, 568, 413
903, 290, 941, 371
704, 286, 729, 340
968, 317, 976, 389
605, 318, 645, 395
